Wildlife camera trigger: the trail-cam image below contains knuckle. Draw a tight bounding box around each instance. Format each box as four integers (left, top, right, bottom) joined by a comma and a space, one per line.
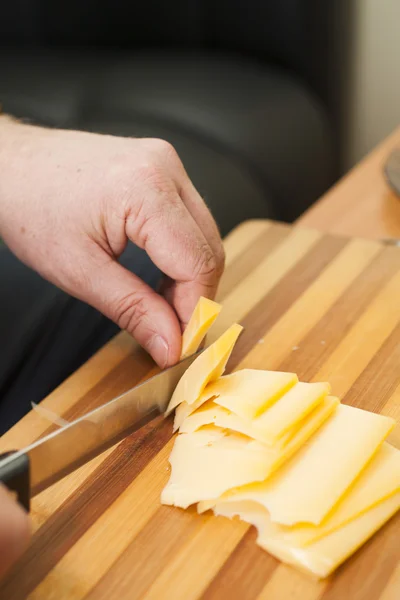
194, 243, 219, 284
112, 292, 150, 334
148, 138, 179, 162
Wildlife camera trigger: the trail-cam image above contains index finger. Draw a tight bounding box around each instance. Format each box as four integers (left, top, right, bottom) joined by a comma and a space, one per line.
126, 186, 220, 327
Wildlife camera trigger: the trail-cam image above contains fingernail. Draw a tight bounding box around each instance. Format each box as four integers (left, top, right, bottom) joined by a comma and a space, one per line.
148, 335, 169, 368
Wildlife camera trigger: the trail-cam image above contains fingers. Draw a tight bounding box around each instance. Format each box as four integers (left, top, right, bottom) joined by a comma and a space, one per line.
136, 140, 225, 326
0, 484, 31, 581
125, 183, 222, 328
74, 251, 183, 367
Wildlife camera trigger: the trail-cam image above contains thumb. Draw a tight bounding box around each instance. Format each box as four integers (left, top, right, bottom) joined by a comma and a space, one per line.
79, 257, 182, 367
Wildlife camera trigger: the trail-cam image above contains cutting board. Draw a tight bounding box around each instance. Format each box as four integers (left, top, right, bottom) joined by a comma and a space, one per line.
1, 220, 399, 600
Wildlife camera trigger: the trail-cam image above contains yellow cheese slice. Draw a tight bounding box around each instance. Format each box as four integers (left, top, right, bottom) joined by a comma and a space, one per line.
247, 381, 330, 443
197, 396, 339, 513
172, 366, 296, 428
213, 442, 400, 547
199, 405, 395, 525
180, 393, 338, 449
213, 492, 400, 578
166, 323, 243, 415
180, 296, 222, 359
260, 492, 400, 578
209, 381, 330, 444
163, 396, 338, 509
213, 369, 298, 420
282, 442, 400, 546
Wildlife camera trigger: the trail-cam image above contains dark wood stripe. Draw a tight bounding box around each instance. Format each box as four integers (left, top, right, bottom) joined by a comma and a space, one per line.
85, 506, 204, 600
0, 416, 173, 599
217, 223, 290, 300
278, 246, 400, 381
228, 234, 348, 370
320, 512, 400, 600
343, 321, 400, 411
201, 527, 277, 600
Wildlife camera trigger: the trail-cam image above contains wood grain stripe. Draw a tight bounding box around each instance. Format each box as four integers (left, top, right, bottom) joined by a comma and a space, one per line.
237, 238, 381, 371
277, 246, 400, 380
200, 527, 278, 600
313, 269, 400, 397
30, 442, 174, 600
343, 322, 400, 412
228, 234, 349, 368
209, 227, 322, 342
222, 220, 272, 266
217, 222, 289, 300
379, 563, 400, 600
255, 566, 325, 600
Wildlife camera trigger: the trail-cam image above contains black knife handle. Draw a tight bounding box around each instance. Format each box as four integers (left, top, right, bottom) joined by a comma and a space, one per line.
0, 452, 30, 511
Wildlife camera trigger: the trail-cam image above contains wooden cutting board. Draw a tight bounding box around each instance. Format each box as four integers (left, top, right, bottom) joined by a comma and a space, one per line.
1, 219, 399, 600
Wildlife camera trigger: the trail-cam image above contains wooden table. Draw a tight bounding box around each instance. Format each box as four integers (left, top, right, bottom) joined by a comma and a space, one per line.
298, 125, 400, 240
1, 135, 400, 599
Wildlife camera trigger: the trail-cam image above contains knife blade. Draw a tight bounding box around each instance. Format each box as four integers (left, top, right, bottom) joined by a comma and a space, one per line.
0, 351, 201, 510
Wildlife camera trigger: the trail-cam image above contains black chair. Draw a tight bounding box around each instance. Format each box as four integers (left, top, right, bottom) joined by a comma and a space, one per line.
0, 1, 349, 234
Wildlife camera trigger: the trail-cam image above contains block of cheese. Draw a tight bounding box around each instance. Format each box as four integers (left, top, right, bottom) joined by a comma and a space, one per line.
212, 369, 298, 420
198, 405, 395, 525
214, 381, 330, 444
180, 296, 222, 359
162, 396, 338, 509
173, 367, 296, 429
213, 442, 400, 547
166, 323, 243, 415
213, 491, 400, 578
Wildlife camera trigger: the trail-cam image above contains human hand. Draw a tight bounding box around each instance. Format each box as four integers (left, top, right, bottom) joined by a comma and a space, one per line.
0, 484, 30, 580
0, 119, 225, 367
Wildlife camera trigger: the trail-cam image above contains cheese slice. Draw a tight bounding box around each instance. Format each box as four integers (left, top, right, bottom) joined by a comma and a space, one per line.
282, 442, 400, 546
173, 366, 296, 429
180, 394, 338, 449
199, 405, 395, 525
163, 396, 338, 509
205, 381, 330, 444
246, 381, 331, 444
197, 396, 339, 513
166, 323, 243, 414
213, 369, 298, 420
213, 492, 400, 578
180, 296, 222, 359
213, 442, 400, 547
161, 427, 270, 508
261, 492, 400, 578
173, 392, 216, 432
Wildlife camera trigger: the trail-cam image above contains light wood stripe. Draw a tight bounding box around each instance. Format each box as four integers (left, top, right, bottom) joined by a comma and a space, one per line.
255, 566, 325, 600
222, 219, 272, 266
379, 564, 400, 600
0, 221, 399, 600
313, 269, 400, 397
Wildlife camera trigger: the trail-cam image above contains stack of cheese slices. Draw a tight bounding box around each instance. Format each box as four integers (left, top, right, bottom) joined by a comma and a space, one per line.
161, 297, 400, 578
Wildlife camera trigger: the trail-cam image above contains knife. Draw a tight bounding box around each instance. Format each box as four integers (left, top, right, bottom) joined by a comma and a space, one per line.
0, 351, 200, 511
